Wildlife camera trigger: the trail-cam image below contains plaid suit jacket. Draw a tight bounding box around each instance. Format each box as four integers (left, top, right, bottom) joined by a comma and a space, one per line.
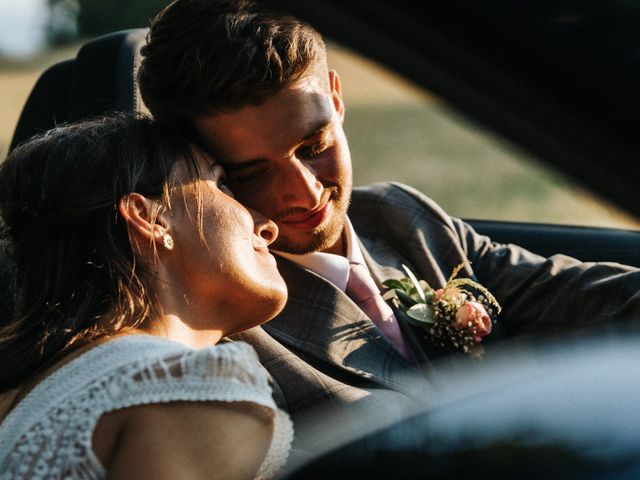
232, 182, 640, 442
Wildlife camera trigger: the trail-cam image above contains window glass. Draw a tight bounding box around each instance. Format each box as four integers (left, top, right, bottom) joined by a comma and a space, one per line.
329, 42, 640, 229
2, 36, 639, 230
1, 43, 81, 160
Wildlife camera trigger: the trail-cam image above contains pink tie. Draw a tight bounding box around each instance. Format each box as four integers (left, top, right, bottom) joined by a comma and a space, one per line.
346, 262, 413, 362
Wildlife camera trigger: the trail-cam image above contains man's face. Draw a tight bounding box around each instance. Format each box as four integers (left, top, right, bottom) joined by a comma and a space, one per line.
194, 70, 353, 255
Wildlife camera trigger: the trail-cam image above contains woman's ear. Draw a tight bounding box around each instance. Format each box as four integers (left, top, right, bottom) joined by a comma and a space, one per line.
119, 193, 170, 252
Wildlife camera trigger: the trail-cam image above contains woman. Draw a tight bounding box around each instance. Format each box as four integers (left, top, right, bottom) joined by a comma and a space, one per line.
0, 112, 292, 479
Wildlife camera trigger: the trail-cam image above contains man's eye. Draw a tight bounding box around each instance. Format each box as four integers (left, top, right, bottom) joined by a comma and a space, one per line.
299, 140, 330, 159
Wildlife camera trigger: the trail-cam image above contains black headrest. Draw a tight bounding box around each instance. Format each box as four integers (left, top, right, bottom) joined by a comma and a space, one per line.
9, 28, 148, 152
2, 28, 148, 325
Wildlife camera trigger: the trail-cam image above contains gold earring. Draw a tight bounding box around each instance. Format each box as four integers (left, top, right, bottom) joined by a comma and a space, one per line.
162, 233, 175, 251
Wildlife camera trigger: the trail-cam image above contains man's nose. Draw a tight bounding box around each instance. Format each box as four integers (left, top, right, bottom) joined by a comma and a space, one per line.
280, 159, 323, 208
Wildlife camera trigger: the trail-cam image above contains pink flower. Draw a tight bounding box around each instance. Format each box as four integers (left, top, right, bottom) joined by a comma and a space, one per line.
453, 301, 492, 340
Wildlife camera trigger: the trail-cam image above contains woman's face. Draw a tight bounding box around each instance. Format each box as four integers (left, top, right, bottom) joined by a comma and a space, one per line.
164, 149, 287, 336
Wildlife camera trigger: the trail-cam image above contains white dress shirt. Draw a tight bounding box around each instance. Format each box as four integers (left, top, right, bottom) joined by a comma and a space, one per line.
274, 217, 366, 292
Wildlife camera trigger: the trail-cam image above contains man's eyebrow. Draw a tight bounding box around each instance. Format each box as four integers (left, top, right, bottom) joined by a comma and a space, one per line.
296, 121, 332, 145
222, 121, 333, 172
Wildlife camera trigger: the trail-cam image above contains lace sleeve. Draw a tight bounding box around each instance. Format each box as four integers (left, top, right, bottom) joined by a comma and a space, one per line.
108, 341, 294, 479
0, 338, 292, 480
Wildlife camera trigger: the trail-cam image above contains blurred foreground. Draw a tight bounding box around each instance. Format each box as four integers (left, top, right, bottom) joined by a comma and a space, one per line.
283, 326, 640, 479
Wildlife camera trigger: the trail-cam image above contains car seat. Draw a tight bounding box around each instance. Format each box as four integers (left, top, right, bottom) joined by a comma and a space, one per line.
2, 28, 148, 325
9, 28, 149, 152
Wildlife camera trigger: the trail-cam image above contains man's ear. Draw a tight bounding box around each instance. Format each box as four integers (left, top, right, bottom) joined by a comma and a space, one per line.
329, 70, 345, 122
119, 193, 169, 251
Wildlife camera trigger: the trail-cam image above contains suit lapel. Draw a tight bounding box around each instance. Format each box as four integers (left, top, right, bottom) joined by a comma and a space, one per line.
265, 256, 423, 393
358, 240, 437, 375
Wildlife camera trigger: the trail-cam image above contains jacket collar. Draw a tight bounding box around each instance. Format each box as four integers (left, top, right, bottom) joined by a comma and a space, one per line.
265, 253, 431, 394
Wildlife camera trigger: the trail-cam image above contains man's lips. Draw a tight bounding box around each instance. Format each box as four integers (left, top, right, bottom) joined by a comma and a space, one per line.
280, 201, 332, 230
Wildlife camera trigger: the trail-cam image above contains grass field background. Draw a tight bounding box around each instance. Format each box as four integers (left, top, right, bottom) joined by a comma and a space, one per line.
2, 40, 639, 230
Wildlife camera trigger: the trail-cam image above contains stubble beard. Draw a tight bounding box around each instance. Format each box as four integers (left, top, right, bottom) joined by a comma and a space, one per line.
271, 186, 351, 255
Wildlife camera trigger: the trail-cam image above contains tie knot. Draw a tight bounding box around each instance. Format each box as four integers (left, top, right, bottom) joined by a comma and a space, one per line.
346, 262, 380, 301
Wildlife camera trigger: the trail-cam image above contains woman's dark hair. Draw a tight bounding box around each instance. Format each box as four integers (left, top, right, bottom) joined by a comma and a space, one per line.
0, 112, 199, 392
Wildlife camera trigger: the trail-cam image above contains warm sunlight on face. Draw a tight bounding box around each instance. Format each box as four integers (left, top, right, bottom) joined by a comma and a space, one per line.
195, 72, 353, 256
163, 149, 287, 336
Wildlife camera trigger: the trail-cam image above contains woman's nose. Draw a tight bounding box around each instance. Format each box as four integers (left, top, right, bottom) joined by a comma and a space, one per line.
249, 207, 279, 245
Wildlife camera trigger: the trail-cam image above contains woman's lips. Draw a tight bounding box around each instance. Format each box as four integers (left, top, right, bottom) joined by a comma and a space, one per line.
253, 234, 274, 254
254, 240, 276, 264
281, 201, 331, 230
254, 244, 271, 254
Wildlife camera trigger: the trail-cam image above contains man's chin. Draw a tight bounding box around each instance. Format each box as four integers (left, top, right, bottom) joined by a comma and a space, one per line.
273, 221, 345, 255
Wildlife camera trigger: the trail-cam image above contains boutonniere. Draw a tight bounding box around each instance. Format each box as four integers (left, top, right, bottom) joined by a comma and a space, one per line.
382, 262, 501, 357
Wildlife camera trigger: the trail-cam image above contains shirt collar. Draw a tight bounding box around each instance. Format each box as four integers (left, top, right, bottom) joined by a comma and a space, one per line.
274, 217, 366, 292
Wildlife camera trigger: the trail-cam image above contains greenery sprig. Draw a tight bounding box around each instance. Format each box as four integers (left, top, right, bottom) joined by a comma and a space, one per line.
383, 262, 501, 356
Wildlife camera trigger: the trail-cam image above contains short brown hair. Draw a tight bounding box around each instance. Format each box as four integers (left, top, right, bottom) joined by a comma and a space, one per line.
138, 0, 326, 127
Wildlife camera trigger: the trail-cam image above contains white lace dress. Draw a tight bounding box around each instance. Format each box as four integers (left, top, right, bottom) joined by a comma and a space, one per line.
0, 335, 293, 479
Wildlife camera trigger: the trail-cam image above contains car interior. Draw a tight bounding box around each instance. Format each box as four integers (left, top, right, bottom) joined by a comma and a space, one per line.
265, 0, 640, 219
7, 27, 640, 270
3, 3, 640, 477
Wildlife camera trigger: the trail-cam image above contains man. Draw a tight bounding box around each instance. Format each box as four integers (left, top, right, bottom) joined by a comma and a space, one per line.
137, 0, 640, 437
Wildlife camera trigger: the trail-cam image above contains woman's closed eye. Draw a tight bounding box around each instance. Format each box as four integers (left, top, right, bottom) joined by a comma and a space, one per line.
210, 163, 234, 196
217, 177, 234, 196
228, 166, 270, 185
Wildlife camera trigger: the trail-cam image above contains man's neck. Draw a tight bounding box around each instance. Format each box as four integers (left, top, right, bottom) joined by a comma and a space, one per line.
274, 218, 366, 292
320, 231, 346, 256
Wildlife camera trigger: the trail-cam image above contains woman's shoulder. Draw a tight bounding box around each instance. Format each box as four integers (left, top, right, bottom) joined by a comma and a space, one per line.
96, 337, 292, 479
61, 335, 273, 408
61, 334, 264, 385
0, 336, 272, 447
0, 336, 292, 479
